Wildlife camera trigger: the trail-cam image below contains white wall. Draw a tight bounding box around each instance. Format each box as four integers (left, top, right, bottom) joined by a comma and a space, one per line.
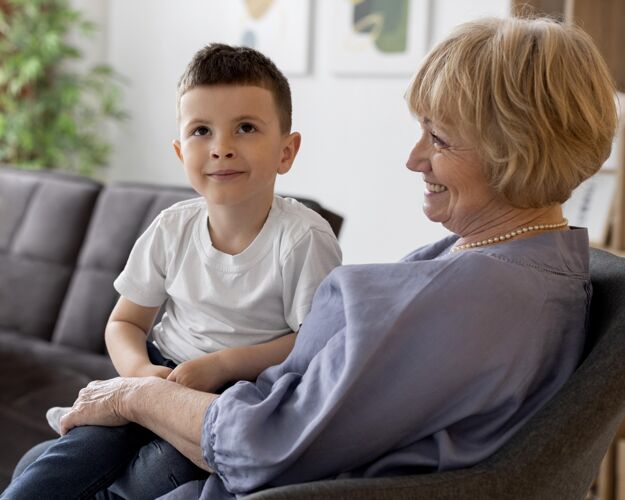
81, 0, 510, 264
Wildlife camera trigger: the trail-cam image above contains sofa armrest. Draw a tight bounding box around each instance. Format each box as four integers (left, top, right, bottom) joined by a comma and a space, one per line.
243, 469, 494, 500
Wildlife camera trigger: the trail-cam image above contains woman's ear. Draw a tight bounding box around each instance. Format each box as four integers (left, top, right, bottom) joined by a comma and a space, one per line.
172, 140, 183, 162
278, 132, 302, 175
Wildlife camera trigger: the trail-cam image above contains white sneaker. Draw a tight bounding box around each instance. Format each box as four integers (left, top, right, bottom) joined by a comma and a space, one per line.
46, 406, 71, 434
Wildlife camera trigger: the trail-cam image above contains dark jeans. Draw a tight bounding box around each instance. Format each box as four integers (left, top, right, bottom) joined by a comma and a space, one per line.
1, 343, 209, 500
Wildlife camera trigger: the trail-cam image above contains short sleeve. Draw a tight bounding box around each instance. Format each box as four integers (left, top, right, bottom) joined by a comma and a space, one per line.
281, 228, 342, 331
113, 214, 168, 307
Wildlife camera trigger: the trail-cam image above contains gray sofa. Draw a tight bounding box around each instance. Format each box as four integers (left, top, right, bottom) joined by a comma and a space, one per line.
0, 166, 342, 491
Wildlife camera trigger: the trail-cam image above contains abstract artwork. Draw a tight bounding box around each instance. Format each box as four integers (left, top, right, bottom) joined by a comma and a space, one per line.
234, 0, 312, 76
331, 0, 430, 75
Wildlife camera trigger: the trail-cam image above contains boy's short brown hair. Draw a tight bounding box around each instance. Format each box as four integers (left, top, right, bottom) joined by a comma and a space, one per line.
177, 44, 292, 134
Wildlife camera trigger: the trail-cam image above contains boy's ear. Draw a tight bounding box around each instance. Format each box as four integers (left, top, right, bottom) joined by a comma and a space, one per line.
278, 132, 301, 175
172, 140, 183, 162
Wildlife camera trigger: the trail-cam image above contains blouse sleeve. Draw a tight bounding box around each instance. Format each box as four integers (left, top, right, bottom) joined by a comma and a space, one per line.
201, 255, 552, 495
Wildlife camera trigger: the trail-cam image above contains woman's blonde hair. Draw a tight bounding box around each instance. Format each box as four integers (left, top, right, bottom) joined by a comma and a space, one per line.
407, 16, 618, 208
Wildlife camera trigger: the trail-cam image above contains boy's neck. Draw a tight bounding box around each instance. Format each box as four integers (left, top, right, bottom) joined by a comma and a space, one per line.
205, 195, 274, 256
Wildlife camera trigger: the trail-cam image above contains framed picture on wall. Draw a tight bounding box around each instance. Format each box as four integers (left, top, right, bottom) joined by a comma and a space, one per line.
231, 0, 312, 76
563, 170, 617, 246
330, 0, 430, 76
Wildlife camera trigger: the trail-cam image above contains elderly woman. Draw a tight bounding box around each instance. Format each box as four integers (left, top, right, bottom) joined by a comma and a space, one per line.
3, 15, 618, 500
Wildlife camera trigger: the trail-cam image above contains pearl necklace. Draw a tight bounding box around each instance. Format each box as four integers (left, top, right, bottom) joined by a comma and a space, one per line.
450, 219, 569, 253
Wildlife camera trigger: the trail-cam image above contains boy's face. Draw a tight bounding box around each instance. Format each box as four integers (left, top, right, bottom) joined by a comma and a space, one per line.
173, 85, 300, 210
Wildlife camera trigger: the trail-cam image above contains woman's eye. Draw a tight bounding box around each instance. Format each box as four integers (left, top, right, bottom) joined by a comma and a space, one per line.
192, 126, 210, 136
429, 132, 448, 149
238, 123, 256, 134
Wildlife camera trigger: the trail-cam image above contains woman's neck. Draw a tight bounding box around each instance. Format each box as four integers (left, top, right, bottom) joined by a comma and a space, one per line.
452, 204, 568, 250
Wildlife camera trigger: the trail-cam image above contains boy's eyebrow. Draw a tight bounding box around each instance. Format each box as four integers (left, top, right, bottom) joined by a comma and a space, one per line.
182, 115, 269, 127
232, 114, 268, 124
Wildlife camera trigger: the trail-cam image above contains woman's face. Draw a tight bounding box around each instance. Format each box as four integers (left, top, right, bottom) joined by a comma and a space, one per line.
405, 118, 507, 236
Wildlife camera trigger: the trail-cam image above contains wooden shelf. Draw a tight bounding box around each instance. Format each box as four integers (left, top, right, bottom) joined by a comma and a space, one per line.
512, 3, 625, 499
511, 0, 625, 255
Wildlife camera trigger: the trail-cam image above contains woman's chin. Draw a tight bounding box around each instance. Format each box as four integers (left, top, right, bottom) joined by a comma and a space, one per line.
422, 206, 448, 225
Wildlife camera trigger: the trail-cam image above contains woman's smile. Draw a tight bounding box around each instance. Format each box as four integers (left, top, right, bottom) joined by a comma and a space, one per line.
424, 181, 448, 194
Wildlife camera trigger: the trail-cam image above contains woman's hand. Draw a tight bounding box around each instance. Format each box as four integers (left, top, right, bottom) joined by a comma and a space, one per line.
167, 353, 231, 392
59, 377, 137, 436
57, 376, 217, 471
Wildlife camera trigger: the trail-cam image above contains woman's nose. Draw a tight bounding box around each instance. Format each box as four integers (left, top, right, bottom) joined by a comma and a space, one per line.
405, 142, 431, 172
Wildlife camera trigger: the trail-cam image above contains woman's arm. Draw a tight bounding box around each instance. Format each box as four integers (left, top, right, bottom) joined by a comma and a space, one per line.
59, 377, 218, 471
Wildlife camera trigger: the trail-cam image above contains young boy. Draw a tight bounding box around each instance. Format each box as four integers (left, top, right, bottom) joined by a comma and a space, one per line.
38, 43, 342, 499
102, 42, 341, 395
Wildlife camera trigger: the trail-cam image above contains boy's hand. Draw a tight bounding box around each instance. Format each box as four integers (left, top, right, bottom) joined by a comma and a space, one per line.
166, 353, 230, 392
133, 363, 173, 379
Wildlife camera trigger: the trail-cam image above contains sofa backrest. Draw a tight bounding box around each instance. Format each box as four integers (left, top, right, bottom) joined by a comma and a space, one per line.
0, 167, 101, 340
52, 183, 196, 353
2, 167, 343, 355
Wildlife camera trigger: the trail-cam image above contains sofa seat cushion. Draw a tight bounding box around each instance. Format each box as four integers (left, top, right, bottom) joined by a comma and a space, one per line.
0, 332, 116, 384
0, 332, 116, 488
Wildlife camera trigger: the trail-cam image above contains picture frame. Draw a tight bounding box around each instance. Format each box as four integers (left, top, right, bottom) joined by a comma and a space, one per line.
330, 0, 430, 76
232, 0, 312, 76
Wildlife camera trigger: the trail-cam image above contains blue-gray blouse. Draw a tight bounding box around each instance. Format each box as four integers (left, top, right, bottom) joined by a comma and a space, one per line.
162, 228, 591, 500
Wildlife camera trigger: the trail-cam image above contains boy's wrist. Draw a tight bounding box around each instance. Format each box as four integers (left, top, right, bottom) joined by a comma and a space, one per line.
125, 361, 159, 378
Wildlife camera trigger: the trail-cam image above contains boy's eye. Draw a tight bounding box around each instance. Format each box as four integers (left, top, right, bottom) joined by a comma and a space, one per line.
192, 126, 210, 136
237, 123, 256, 134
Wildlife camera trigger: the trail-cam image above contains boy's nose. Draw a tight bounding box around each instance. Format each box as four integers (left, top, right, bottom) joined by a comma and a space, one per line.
210, 141, 236, 159
209, 134, 236, 159
211, 150, 235, 159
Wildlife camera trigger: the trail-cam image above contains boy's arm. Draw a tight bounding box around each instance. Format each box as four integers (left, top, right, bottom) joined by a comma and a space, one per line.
105, 296, 168, 378
167, 332, 297, 392
218, 332, 297, 381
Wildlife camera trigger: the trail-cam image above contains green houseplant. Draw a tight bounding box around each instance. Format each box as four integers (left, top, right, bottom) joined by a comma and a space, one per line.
0, 0, 126, 176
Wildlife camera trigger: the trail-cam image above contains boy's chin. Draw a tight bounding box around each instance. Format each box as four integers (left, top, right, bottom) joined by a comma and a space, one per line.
200, 192, 275, 209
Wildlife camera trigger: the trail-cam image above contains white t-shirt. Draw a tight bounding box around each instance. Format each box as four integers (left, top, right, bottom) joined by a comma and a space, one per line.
113, 195, 342, 364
